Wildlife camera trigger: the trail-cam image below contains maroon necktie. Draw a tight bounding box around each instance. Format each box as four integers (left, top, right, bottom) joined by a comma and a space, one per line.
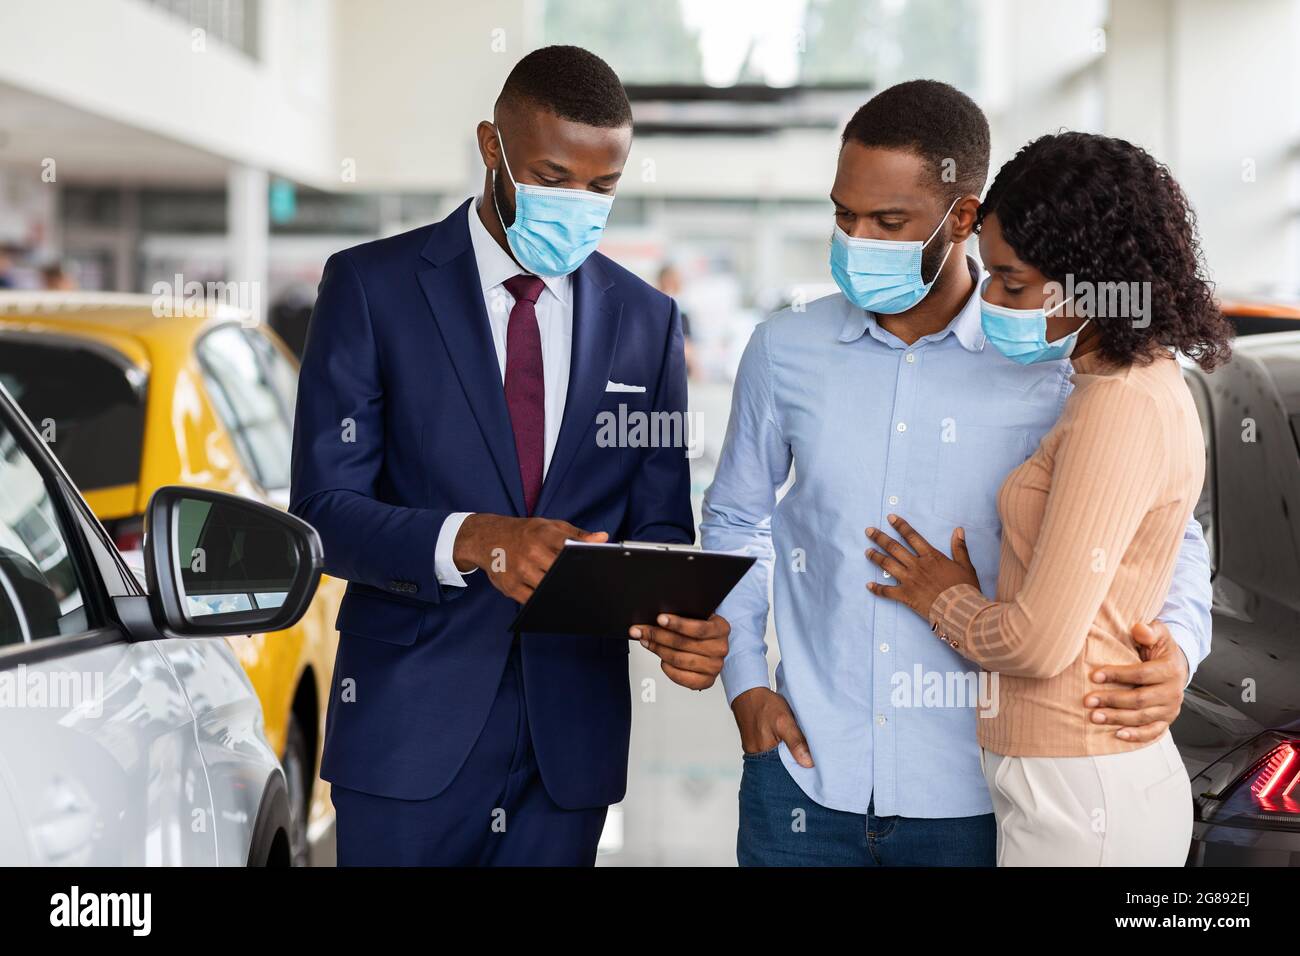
502, 274, 547, 515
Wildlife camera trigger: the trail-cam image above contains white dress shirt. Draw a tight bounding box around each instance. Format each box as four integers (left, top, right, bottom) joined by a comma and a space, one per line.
432, 198, 574, 586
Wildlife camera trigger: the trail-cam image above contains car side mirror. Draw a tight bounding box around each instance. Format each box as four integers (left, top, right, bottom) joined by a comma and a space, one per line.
141, 486, 323, 639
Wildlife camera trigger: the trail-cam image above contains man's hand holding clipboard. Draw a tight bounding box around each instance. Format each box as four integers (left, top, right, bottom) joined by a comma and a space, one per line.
451, 513, 607, 603
627, 610, 733, 691
451, 514, 746, 689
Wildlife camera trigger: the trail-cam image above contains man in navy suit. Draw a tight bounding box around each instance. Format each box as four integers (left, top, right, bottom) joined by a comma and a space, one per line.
290, 45, 730, 866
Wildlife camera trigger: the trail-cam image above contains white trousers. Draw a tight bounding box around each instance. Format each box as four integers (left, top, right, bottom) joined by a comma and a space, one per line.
980, 732, 1193, 866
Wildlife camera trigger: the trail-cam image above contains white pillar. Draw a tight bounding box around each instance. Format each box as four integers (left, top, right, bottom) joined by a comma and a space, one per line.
227, 163, 269, 324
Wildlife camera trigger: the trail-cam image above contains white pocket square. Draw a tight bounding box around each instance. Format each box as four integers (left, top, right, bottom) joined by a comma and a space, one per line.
605, 381, 646, 393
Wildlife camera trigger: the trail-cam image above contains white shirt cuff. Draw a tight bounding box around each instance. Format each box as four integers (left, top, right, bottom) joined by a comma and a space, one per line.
434, 512, 478, 587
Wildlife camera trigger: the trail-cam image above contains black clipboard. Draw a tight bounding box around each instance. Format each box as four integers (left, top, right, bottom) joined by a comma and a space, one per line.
509, 541, 756, 637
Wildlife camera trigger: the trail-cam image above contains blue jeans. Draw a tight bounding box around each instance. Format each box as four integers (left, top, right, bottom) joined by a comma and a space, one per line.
738, 747, 995, 866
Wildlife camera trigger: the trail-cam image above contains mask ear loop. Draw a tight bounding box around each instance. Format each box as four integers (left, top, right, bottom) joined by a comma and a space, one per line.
925, 235, 956, 286
1044, 295, 1075, 317
921, 195, 962, 249
920, 196, 963, 286
493, 121, 518, 187
1044, 293, 1091, 341
490, 120, 517, 234
919, 196, 962, 286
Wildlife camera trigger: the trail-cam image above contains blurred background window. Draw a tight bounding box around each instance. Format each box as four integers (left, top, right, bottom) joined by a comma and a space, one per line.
543, 0, 978, 89
141, 0, 260, 59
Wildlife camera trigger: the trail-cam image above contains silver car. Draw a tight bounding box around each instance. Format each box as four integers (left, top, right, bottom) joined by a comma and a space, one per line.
0, 385, 323, 865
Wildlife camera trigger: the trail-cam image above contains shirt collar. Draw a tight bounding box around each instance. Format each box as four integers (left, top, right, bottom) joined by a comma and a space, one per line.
837, 255, 986, 353
466, 197, 571, 305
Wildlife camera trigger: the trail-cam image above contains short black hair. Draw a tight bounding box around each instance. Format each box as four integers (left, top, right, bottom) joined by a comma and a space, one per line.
498, 45, 632, 128
977, 132, 1232, 371
842, 79, 990, 200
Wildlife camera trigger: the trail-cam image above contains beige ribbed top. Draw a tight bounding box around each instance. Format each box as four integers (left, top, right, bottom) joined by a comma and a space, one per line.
929, 349, 1205, 757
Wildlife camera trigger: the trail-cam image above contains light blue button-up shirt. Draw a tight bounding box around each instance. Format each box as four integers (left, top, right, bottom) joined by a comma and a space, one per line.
701, 260, 1213, 819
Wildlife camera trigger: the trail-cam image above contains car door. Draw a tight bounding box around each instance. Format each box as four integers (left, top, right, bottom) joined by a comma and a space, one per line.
0, 392, 218, 865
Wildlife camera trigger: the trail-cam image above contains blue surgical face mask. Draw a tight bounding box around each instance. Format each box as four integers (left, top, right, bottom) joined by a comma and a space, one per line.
492, 125, 614, 277
978, 275, 1089, 365
829, 197, 959, 315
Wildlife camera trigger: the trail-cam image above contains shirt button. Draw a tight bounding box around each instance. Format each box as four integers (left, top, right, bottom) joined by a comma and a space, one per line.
879, 642, 890, 653
876, 714, 888, 726
896, 422, 907, 432
887, 495, 898, 505
905, 352, 916, 363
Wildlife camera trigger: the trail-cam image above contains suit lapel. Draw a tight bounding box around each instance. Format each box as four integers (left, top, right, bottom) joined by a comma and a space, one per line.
417, 200, 526, 516
535, 255, 622, 516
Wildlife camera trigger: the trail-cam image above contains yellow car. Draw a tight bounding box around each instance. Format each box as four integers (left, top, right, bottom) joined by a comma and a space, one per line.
0, 291, 341, 865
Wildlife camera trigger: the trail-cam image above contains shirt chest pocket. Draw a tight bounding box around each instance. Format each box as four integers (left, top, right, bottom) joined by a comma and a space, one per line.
929, 424, 1031, 529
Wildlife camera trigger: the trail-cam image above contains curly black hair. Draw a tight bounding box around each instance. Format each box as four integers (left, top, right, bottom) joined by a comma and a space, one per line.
842, 79, 991, 200
976, 132, 1231, 371
498, 45, 632, 128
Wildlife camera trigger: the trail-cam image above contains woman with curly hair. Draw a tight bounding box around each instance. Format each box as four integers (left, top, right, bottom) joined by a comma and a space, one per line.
863, 131, 1233, 865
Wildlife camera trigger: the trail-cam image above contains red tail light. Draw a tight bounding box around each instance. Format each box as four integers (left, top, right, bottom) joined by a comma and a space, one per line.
1250, 743, 1300, 811
1199, 734, 1300, 830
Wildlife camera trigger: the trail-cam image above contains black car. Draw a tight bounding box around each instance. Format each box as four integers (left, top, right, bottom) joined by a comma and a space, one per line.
1176, 331, 1300, 865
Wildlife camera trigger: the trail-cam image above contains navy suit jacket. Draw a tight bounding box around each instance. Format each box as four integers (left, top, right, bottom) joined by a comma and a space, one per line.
290, 199, 694, 809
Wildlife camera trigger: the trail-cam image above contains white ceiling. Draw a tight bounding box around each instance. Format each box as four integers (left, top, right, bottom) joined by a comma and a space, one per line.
0, 81, 230, 186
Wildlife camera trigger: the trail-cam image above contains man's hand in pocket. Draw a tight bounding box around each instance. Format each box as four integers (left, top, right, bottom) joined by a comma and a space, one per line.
730, 687, 813, 768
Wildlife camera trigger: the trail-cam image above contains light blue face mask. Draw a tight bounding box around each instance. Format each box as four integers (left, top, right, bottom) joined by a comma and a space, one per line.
829, 197, 959, 315
978, 275, 1089, 365
492, 126, 614, 277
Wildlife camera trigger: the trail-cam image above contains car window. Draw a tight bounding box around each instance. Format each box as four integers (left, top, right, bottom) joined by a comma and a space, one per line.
197, 325, 293, 491
0, 338, 146, 491
243, 328, 298, 423
1185, 372, 1217, 572
0, 420, 89, 645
